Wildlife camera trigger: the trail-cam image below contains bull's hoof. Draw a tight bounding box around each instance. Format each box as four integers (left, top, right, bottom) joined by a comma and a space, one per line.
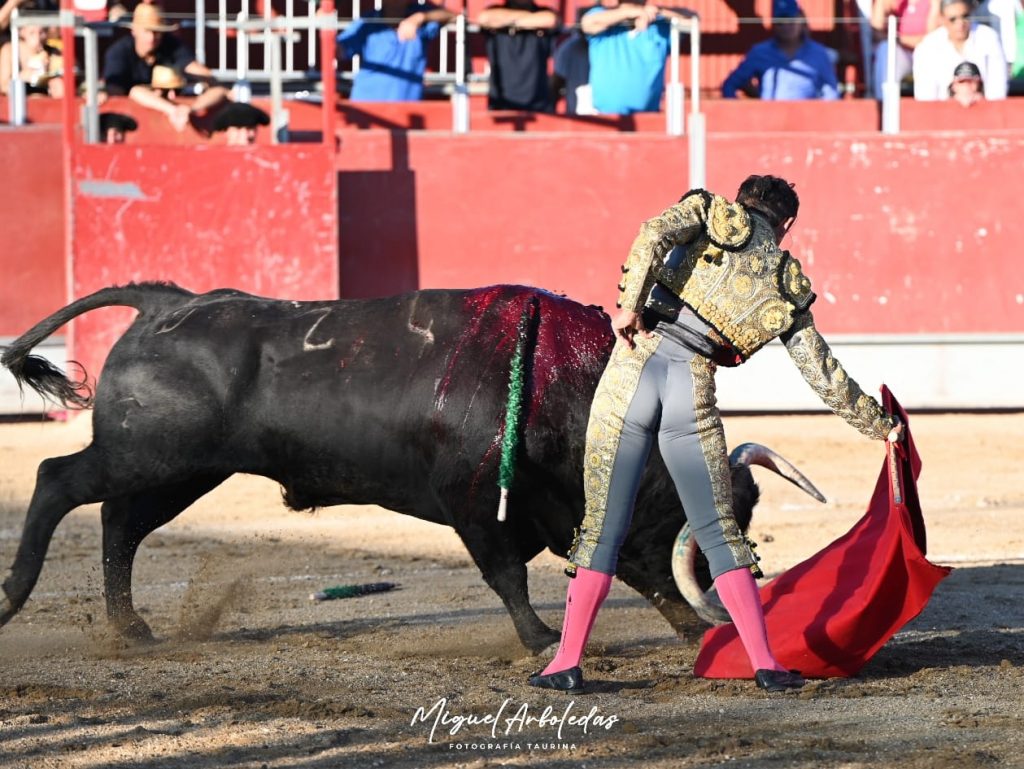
528, 667, 585, 694
113, 615, 157, 645
525, 628, 561, 656
754, 669, 806, 693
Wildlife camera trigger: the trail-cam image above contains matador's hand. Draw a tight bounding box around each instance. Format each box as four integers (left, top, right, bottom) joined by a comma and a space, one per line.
611, 309, 653, 349
886, 417, 904, 443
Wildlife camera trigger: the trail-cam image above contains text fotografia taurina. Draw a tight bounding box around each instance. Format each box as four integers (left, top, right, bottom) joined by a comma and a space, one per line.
411, 698, 620, 744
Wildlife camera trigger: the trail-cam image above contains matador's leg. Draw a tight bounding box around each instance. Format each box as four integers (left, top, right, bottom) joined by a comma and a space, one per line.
658, 350, 794, 681
534, 335, 663, 684
657, 350, 756, 578
571, 333, 664, 575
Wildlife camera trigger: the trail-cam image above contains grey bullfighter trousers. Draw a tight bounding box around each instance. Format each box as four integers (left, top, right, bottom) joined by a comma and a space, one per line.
568, 322, 756, 579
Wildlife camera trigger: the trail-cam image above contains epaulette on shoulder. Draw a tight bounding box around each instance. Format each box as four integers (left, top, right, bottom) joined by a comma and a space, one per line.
678, 188, 713, 208
779, 252, 816, 310
707, 195, 753, 251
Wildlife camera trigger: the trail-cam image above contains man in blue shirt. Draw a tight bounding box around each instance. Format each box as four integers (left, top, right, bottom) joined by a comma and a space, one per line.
338, 0, 454, 101
582, 0, 696, 115
721, 0, 839, 100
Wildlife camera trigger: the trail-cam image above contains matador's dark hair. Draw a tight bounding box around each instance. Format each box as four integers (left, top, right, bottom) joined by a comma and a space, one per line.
735, 175, 800, 227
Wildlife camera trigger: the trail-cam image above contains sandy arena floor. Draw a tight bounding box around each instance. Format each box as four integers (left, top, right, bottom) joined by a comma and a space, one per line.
0, 411, 1022, 768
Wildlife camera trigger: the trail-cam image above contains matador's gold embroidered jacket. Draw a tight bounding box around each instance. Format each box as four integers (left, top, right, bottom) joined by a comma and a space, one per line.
616, 189, 894, 441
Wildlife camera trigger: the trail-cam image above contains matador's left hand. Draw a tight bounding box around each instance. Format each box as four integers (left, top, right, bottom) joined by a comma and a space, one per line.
612, 309, 653, 349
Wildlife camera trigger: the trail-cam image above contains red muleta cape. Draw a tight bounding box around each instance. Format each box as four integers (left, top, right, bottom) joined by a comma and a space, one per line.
694, 387, 952, 679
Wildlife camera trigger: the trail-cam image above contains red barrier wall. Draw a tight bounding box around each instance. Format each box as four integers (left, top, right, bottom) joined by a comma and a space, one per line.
4, 104, 1024, 392
9, 97, 1024, 136
336, 129, 1024, 335
0, 126, 67, 337
70, 143, 339, 379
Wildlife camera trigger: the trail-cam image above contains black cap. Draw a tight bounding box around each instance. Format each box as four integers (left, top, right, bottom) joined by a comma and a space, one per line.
98, 112, 138, 134
952, 61, 982, 80
212, 102, 271, 132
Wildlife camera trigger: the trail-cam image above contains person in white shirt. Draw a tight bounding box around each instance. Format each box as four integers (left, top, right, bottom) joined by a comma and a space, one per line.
913, 0, 1008, 98
974, 0, 1022, 77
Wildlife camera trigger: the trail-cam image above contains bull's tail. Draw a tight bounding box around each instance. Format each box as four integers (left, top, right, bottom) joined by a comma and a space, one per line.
1, 282, 194, 410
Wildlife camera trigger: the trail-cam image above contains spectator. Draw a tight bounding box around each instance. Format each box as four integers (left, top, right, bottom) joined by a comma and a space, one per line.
974, 0, 1023, 80
102, 4, 230, 132
870, 0, 935, 98
913, 0, 1007, 99
212, 101, 271, 145
0, 0, 57, 39
99, 111, 138, 143
948, 58, 985, 103
477, 0, 559, 111
581, 0, 696, 115
551, 25, 591, 114
337, 0, 454, 102
0, 22, 63, 97
721, 0, 839, 99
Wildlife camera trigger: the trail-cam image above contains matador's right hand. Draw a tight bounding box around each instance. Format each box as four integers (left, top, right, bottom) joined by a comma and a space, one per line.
611, 308, 653, 349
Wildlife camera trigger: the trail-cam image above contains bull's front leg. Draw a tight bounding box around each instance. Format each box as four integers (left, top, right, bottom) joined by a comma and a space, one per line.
454, 519, 560, 655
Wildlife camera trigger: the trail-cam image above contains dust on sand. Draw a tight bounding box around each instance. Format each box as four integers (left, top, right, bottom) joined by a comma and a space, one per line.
0, 412, 1022, 768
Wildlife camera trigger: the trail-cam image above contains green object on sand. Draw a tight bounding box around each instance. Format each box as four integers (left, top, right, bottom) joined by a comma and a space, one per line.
310, 582, 398, 601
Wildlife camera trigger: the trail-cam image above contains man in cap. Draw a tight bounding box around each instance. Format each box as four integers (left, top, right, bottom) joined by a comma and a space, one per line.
211, 101, 271, 145
721, 0, 839, 99
102, 4, 229, 131
99, 111, 138, 143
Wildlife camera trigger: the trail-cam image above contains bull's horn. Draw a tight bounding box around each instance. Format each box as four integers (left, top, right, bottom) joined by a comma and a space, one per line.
671, 522, 730, 625
729, 442, 827, 503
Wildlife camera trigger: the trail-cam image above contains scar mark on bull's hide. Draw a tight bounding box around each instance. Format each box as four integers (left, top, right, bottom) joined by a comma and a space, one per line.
155, 307, 198, 334
408, 319, 435, 346
406, 296, 435, 354
118, 397, 142, 429
303, 309, 335, 352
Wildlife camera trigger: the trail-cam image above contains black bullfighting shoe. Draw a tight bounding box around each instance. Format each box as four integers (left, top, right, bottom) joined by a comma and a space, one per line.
754, 669, 806, 693
528, 667, 585, 694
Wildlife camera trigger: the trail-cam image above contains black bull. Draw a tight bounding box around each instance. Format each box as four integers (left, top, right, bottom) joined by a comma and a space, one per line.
0, 283, 766, 654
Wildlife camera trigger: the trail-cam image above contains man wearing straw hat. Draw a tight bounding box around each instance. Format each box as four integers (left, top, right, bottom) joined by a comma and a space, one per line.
102, 4, 229, 132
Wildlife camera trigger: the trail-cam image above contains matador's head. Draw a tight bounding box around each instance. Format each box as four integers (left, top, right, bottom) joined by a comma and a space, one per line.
736, 175, 799, 240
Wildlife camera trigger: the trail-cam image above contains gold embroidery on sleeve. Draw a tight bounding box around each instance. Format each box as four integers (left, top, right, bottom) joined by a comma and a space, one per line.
784, 311, 895, 441
618, 197, 707, 312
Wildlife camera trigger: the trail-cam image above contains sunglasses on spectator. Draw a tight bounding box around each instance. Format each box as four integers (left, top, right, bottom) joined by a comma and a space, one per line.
944, 13, 970, 21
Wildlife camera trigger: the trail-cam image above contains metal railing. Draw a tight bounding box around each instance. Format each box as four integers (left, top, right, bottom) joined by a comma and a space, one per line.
881, 14, 900, 134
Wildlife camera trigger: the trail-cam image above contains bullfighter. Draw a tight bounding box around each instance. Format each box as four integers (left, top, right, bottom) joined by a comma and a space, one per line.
529, 175, 903, 694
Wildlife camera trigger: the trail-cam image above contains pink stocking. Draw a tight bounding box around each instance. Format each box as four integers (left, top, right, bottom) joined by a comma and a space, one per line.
541, 566, 613, 675
714, 567, 786, 673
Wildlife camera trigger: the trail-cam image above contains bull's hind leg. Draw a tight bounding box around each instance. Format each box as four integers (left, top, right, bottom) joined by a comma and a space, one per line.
1, 448, 108, 629
456, 519, 559, 655
101, 475, 229, 642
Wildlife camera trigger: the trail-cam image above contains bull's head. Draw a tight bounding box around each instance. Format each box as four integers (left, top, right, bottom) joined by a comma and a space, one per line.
673, 443, 827, 624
